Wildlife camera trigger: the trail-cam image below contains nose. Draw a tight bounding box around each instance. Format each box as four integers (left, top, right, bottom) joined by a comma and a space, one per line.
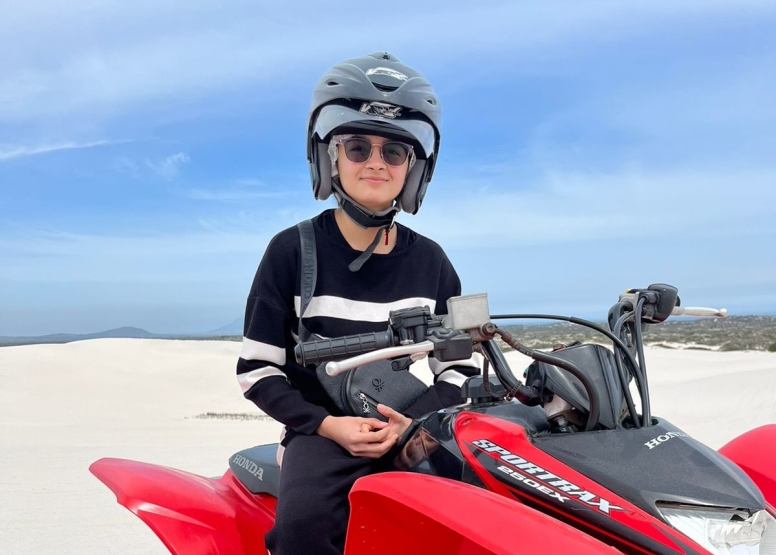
365, 144, 386, 169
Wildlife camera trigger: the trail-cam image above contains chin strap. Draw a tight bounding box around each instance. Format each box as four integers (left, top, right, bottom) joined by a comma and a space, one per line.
334, 175, 399, 228
348, 217, 396, 272
340, 197, 398, 228
330, 178, 400, 272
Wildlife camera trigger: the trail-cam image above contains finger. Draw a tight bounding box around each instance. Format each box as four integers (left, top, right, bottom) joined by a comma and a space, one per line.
349, 430, 380, 443
348, 444, 382, 458
353, 435, 397, 457
377, 405, 400, 429
354, 430, 397, 449
360, 423, 372, 434
377, 407, 407, 433
378, 405, 407, 430
379, 433, 399, 453
365, 425, 392, 443
349, 426, 391, 445
376, 404, 394, 418
370, 432, 399, 452
361, 417, 388, 429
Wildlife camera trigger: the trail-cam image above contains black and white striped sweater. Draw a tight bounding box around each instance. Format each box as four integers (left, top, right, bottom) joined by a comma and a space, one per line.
236, 209, 478, 435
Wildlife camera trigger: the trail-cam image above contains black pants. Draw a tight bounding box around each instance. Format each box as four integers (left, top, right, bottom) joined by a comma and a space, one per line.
265, 433, 390, 555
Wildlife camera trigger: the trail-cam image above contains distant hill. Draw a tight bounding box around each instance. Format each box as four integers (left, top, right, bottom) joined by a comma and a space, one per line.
207, 317, 242, 336
499, 315, 776, 352
0, 326, 160, 347
3, 316, 774, 351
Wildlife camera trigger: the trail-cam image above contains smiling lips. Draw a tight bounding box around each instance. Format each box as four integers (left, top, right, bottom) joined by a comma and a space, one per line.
362, 176, 387, 184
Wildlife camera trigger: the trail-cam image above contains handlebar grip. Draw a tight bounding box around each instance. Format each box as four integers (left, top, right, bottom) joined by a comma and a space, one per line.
671, 306, 728, 318
294, 331, 395, 366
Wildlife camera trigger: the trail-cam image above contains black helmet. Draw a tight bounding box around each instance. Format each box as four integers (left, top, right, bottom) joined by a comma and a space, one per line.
307, 52, 442, 218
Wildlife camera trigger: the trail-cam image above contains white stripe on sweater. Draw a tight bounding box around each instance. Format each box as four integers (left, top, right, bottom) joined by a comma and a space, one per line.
294, 295, 436, 322
237, 366, 286, 393
240, 337, 286, 364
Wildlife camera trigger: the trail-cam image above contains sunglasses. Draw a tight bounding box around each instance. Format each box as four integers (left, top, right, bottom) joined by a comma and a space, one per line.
336, 137, 413, 167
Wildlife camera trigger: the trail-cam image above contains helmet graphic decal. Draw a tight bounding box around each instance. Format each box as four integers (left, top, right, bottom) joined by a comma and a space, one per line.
359, 101, 403, 119
365, 67, 409, 81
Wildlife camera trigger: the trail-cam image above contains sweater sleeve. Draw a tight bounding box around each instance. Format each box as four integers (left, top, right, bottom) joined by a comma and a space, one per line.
235, 230, 330, 435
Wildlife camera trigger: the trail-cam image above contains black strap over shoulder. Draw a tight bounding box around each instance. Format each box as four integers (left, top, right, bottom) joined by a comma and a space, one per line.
296, 217, 428, 420
297, 219, 317, 343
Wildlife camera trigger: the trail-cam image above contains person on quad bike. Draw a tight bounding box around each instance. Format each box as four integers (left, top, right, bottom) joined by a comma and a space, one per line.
236, 52, 479, 555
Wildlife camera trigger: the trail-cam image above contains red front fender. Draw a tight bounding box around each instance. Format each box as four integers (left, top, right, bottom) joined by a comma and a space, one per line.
718, 425, 776, 507
89, 458, 275, 555
346, 472, 622, 555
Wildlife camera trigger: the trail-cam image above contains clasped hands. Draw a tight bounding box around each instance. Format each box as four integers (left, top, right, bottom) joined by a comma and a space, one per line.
316, 404, 412, 458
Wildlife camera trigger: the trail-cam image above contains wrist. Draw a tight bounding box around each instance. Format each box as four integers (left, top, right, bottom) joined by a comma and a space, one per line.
316, 415, 335, 438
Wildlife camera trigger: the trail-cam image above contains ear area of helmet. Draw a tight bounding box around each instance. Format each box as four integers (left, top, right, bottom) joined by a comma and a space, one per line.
310, 141, 334, 201
396, 160, 427, 215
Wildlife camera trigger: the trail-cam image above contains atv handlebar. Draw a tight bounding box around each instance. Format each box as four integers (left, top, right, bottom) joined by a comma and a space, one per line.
294, 287, 728, 434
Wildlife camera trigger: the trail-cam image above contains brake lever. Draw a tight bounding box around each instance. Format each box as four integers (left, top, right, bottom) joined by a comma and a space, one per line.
324, 341, 435, 377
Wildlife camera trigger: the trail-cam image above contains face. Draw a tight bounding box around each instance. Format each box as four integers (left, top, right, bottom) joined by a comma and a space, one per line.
336, 134, 409, 213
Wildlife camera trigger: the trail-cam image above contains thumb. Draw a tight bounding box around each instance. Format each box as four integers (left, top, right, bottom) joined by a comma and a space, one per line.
377, 404, 402, 422
376, 403, 394, 418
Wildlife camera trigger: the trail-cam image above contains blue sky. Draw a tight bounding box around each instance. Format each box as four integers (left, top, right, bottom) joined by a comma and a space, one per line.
1, 1, 775, 335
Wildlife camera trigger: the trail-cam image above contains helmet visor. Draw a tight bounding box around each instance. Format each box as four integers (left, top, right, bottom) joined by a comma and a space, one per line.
312, 103, 437, 159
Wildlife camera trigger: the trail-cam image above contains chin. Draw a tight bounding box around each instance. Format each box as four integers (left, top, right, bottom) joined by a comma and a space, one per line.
351, 194, 391, 212
362, 204, 393, 213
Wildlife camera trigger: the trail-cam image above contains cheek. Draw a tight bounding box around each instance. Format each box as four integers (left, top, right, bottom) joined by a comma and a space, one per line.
336, 158, 349, 179
390, 166, 409, 186
337, 161, 358, 192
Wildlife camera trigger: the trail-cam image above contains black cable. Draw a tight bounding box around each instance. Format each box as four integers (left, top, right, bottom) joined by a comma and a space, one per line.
480, 354, 500, 399
490, 314, 630, 351
491, 313, 646, 427
612, 311, 642, 427
487, 326, 600, 431
633, 296, 651, 426
481, 340, 540, 406
612, 312, 629, 343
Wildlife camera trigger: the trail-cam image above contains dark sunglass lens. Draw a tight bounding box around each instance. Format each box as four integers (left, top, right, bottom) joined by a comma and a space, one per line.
343, 139, 371, 163
382, 142, 409, 166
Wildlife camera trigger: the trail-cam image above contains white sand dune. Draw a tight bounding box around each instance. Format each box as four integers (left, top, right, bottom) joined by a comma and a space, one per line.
0, 339, 774, 555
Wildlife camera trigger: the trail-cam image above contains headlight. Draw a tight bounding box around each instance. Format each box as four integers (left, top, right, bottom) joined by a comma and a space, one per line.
658, 504, 776, 555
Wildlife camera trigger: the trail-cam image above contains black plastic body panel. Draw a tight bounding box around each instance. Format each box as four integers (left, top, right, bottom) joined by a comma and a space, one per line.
534, 418, 765, 518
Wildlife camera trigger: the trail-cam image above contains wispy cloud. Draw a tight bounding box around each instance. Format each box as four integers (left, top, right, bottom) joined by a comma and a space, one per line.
0, 226, 269, 283
145, 152, 189, 180
2, 1, 773, 125
0, 140, 117, 161
184, 188, 292, 202
232, 178, 263, 186
417, 164, 776, 247
183, 178, 296, 202
563, 54, 776, 139
0, 201, 321, 283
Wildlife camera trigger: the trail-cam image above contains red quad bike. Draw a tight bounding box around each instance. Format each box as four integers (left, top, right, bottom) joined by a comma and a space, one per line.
90, 284, 776, 555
